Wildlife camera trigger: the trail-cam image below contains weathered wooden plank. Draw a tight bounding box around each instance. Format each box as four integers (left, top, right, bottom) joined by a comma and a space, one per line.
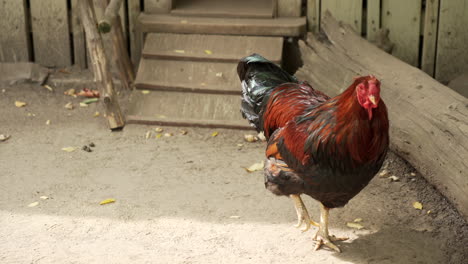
0, 0, 30, 62
30, 0, 71, 67
307, 0, 320, 33
171, 0, 273, 18
277, 0, 302, 17
71, 0, 87, 68
118, 0, 127, 48
421, 0, 440, 77
366, 0, 380, 41
381, 0, 422, 66
435, 0, 468, 83
145, 0, 172, 13
127, 90, 248, 128
128, 0, 142, 67
139, 14, 307, 36
321, 0, 363, 33
135, 59, 239, 93
142, 33, 283, 63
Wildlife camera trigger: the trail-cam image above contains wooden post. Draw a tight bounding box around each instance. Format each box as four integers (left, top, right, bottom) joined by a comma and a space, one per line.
97, 0, 135, 90
79, 0, 125, 130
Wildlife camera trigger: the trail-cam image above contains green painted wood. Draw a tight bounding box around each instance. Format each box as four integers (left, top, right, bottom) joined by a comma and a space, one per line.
30, 0, 71, 67
321, 0, 363, 33
366, 0, 380, 41
381, 0, 422, 66
435, 0, 468, 83
0, 0, 30, 62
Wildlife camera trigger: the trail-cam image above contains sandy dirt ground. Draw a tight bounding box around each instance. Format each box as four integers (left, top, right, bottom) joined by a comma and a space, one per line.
1, 79, 467, 264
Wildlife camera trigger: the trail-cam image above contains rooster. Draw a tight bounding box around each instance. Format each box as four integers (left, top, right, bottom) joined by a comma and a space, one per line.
238, 54, 389, 252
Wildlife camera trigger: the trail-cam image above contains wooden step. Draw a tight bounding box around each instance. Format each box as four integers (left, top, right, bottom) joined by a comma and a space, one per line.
142, 33, 283, 63
126, 90, 250, 129
135, 58, 240, 94
171, 0, 274, 19
139, 14, 306, 37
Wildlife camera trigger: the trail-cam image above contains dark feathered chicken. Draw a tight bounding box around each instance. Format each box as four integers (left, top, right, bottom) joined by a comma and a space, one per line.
238, 54, 389, 252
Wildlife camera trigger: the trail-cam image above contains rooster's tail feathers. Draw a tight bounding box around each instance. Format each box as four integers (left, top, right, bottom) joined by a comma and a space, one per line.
237, 54, 297, 131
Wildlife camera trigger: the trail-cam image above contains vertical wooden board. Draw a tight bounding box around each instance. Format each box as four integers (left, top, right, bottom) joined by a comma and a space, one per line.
321, 0, 363, 33
421, 0, 439, 76
30, 0, 71, 67
0, 0, 30, 62
277, 0, 302, 17
119, 0, 128, 47
435, 0, 468, 83
307, 0, 320, 32
145, 0, 172, 13
381, 0, 422, 66
366, 0, 380, 41
71, 0, 87, 69
128, 0, 142, 67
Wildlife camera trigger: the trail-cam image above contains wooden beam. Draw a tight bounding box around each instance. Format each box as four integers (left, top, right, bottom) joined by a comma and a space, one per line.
144, 0, 172, 13
297, 12, 468, 220
306, 0, 320, 33
71, 0, 87, 69
79, 0, 125, 130
366, 0, 381, 41
128, 0, 142, 67
421, 0, 440, 77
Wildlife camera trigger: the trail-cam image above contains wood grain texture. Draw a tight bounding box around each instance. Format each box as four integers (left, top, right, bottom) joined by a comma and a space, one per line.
0, 0, 30, 62
71, 0, 87, 68
277, 0, 302, 17
128, 0, 142, 67
421, 0, 440, 77
135, 59, 239, 93
435, 0, 468, 83
297, 12, 468, 220
307, 0, 320, 33
30, 0, 71, 67
321, 0, 363, 33
381, 0, 422, 66
145, 0, 172, 13
171, 0, 274, 18
139, 14, 306, 36
142, 33, 283, 63
366, 0, 380, 41
127, 90, 247, 127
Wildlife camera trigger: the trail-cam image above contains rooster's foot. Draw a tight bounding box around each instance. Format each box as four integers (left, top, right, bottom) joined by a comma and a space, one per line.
290, 194, 319, 232
313, 232, 348, 253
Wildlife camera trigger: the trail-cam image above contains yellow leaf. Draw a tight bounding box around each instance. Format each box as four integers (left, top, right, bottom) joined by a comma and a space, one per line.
155, 133, 163, 139
15, 101, 27, 107
180, 130, 188, 135
28, 202, 39, 207
145, 131, 151, 139
204, 49, 213, 55
141, 90, 150, 94
40, 196, 49, 200
353, 218, 363, 223
100, 198, 116, 205
413, 201, 423, 210
245, 161, 264, 172
211, 131, 219, 137
46, 120, 51, 125
174, 49, 185, 54
93, 111, 100, 117
62, 147, 76, 152
155, 127, 163, 133
346, 222, 364, 230
79, 102, 88, 107
64, 88, 75, 96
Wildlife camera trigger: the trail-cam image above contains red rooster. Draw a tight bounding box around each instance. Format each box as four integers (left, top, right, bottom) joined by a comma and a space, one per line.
238, 54, 389, 252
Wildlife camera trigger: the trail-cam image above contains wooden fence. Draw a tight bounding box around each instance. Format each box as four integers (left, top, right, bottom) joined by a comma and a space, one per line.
0, 0, 467, 83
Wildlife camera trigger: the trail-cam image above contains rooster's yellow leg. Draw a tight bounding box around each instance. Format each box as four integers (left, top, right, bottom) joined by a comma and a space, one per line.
313, 203, 348, 253
290, 194, 319, 232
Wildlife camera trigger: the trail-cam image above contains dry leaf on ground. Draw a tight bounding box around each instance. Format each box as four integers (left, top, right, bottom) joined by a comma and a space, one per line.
211, 131, 219, 137
346, 222, 364, 230
15, 101, 27, 107
99, 198, 116, 205
229, 215, 240, 219
28, 202, 39, 207
174, 49, 185, 54
43, 85, 54, 92
353, 218, 363, 222
155, 133, 163, 139
245, 161, 264, 172
145, 131, 152, 139
141, 90, 150, 94
389, 175, 399, 182
64, 102, 74, 110
244, 134, 258, 142
0, 134, 10, 142
40, 196, 49, 200
379, 169, 388, 177
180, 130, 188, 135
413, 201, 423, 210
62, 147, 76, 152
204, 50, 213, 55
164, 133, 173, 137
93, 112, 100, 117
155, 127, 163, 133
46, 120, 51, 125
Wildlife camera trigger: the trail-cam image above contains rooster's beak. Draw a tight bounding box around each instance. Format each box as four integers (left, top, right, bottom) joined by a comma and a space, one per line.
369, 95, 376, 105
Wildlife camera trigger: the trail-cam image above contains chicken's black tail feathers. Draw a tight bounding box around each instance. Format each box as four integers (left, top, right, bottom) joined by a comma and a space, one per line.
237, 54, 298, 132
